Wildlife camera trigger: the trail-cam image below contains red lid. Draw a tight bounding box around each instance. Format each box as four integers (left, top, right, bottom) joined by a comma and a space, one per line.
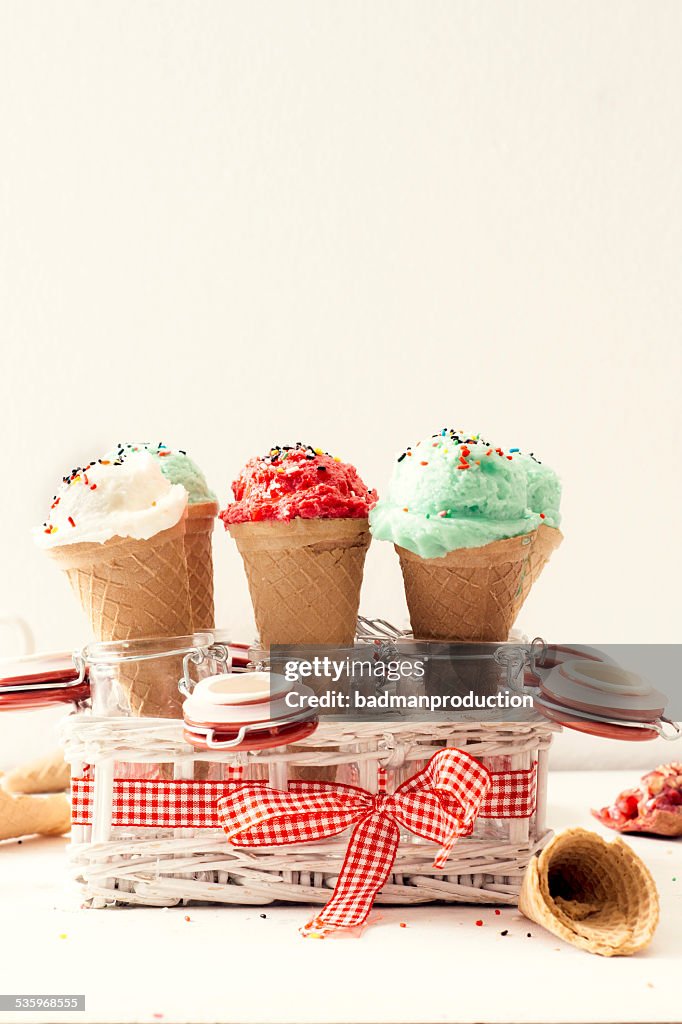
538, 702, 661, 741
0, 652, 90, 711
183, 716, 318, 752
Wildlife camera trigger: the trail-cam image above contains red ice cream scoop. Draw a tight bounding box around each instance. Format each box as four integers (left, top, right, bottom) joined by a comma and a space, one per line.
221, 443, 376, 524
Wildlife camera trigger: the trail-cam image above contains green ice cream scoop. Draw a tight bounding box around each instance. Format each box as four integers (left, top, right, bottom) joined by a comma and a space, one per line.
514, 453, 562, 528
369, 430, 560, 559
110, 443, 216, 505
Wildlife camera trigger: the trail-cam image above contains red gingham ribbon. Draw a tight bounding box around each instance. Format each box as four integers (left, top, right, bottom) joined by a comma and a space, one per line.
482, 764, 537, 818
71, 762, 536, 828
216, 748, 491, 935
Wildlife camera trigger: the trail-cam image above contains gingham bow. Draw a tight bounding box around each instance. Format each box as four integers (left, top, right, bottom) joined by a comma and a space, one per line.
216, 748, 491, 935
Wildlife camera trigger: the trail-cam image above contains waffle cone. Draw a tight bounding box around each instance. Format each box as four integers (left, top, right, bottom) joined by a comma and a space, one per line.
186, 501, 218, 629
47, 517, 192, 717
3, 750, 69, 794
518, 828, 659, 956
228, 518, 371, 646
397, 531, 537, 641
0, 786, 71, 841
513, 523, 563, 615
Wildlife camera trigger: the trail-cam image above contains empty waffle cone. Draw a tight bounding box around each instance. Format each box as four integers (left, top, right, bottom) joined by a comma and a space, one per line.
519, 828, 659, 956
513, 523, 563, 615
3, 750, 70, 794
47, 517, 193, 718
0, 785, 71, 841
396, 531, 537, 642
228, 518, 371, 646
186, 501, 219, 629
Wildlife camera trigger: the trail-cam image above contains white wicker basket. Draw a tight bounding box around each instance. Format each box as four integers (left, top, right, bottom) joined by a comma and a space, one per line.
61, 712, 556, 910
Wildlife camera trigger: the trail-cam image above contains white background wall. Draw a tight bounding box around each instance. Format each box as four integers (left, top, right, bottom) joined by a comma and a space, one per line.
1, 2, 681, 768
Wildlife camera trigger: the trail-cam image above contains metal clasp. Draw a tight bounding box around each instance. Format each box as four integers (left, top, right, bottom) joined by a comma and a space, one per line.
655, 717, 682, 742
493, 640, 544, 694
178, 642, 232, 698
72, 650, 87, 684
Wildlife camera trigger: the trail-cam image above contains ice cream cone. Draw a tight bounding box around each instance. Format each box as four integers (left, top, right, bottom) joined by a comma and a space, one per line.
518, 828, 659, 957
3, 750, 69, 794
513, 523, 563, 615
47, 517, 193, 717
396, 531, 537, 642
228, 518, 371, 646
0, 785, 71, 841
185, 501, 219, 629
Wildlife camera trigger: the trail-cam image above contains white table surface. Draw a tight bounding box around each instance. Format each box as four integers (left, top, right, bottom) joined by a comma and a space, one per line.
1, 771, 680, 1024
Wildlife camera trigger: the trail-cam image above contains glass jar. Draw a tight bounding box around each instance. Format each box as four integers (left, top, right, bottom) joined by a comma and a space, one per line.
78, 633, 226, 719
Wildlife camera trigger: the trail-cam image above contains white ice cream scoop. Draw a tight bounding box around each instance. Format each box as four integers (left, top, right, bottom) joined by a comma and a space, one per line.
36, 450, 187, 547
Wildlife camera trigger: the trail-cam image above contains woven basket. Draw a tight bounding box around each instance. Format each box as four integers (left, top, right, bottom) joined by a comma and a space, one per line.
62, 714, 555, 910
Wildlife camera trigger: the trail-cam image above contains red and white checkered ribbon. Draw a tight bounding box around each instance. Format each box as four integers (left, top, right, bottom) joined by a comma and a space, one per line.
71, 761, 536, 829
481, 764, 537, 818
216, 748, 491, 935
71, 765, 244, 829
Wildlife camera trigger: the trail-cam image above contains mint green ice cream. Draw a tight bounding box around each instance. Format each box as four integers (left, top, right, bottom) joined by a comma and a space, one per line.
514, 453, 561, 528
109, 443, 216, 505
369, 430, 561, 559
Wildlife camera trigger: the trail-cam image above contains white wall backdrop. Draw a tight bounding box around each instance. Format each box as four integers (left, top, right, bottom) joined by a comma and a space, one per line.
1, 2, 681, 767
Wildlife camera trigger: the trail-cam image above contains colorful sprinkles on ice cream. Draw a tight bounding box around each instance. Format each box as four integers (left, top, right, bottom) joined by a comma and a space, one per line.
369, 428, 561, 558
221, 443, 376, 525
38, 448, 188, 547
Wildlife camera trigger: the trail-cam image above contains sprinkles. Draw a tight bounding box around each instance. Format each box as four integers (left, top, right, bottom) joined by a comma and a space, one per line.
42, 442, 190, 534
394, 432, 544, 481
262, 442, 337, 467
388, 431, 554, 526
397, 430, 491, 464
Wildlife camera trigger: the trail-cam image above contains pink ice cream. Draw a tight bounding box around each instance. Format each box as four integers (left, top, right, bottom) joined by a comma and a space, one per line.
220, 444, 376, 525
